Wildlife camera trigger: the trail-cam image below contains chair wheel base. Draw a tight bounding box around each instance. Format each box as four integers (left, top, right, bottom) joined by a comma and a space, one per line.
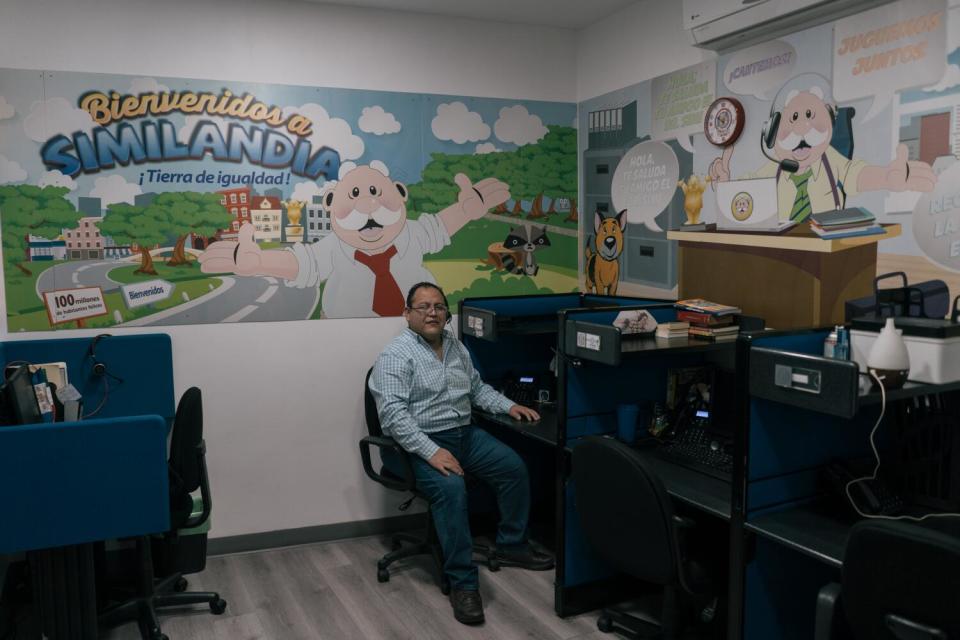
488, 558, 501, 572
174, 577, 188, 592
210, 597, 227, 614
377, 568, 390, 583
597, 614, 614, 633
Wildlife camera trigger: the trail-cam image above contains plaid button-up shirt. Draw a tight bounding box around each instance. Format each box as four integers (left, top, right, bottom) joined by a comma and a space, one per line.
369, 328, 514, 460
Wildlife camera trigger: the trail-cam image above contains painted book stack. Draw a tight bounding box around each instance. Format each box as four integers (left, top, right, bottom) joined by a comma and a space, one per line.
809, 207, 884, 240
675, 299, 741, 341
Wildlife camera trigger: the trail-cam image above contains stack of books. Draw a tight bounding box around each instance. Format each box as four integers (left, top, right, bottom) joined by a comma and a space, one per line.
655, 321, 690, 340
675, 299, 741, 341
809, 208, 884, 240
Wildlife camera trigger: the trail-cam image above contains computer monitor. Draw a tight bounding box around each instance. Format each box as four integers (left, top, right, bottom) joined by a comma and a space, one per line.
0, 365, 42, 426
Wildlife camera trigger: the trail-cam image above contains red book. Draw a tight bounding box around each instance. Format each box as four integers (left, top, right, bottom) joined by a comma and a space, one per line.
677, 310, 734, 326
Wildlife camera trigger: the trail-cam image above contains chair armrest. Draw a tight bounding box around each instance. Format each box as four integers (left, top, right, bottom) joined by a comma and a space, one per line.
359, 435, 416, 492
814, 582, 843, 640
183, 439, 212, 530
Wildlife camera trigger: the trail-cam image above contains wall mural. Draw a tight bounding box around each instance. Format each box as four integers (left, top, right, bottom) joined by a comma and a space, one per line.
579, 0, 960, 312
0, 69, 577, 330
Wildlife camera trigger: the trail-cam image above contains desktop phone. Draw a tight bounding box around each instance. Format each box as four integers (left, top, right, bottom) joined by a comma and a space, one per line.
656, 366, 734, 480
500, 372, 555, 407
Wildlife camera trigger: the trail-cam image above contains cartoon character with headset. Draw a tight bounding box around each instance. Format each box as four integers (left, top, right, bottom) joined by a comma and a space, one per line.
708, 72, 937, 222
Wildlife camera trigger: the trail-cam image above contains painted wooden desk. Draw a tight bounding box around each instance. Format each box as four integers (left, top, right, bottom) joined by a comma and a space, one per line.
666, 224, 901, 330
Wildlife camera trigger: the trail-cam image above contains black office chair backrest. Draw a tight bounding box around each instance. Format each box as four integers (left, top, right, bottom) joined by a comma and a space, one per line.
364, 368, 384, 439
572, 436, 679, 586
168, 387, 203, 525
842, 519, 960, 640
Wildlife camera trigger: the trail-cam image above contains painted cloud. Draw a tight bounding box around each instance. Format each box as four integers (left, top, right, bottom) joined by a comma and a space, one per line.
285, 103, 364, 161
37, 170, 77, 190
359, 106, 401, 135
432, 102, 490, 144
23, 97, 97, 143
291, 180, 325, 204
475, 142, 501, 154
494, 105, 548, 146
90, 174, 142, 206
0, 154, 27, 184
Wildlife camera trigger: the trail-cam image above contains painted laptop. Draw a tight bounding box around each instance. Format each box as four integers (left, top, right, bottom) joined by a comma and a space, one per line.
715, 177, 795, 232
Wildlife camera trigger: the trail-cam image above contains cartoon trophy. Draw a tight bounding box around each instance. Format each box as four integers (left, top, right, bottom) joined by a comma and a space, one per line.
676, 175, 711, 227
281, 200, 306, 243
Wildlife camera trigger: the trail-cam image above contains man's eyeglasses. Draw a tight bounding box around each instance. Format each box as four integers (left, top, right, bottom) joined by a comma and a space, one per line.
409, 303, 448, 315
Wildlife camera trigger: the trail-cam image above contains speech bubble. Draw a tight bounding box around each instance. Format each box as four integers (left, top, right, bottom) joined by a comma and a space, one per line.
611, 141, 680, 233
651, 60, 716, 143
912, 161, 960, 273
834, 0, 946, 123
724, 40, 797, 100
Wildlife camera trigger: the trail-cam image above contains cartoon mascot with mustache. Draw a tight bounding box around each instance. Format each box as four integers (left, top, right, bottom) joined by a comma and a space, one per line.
708, 73, 935, 222
199, 160, 509, 318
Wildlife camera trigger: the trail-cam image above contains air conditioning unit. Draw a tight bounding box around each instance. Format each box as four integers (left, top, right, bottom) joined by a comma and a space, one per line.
683, 0, 898, 51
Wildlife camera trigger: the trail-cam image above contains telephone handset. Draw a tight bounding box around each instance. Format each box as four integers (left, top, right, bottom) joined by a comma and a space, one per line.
823, 460, 904, 517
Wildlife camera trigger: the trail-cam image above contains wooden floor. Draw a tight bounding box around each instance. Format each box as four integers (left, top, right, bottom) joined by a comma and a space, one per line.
98, 535, 609, 640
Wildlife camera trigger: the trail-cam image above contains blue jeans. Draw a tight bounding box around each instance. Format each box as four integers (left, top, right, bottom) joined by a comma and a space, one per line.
383, 425, 530, 591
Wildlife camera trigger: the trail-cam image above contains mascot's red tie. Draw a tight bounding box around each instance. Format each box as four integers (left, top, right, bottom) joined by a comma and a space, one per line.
354, 246, 404, 316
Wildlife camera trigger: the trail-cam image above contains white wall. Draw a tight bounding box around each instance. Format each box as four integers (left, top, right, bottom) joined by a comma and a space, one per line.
576, 0, 710, 103
0, 0, 576, 538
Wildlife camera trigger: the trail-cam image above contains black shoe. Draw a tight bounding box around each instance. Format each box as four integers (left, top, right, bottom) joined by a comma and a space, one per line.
495, 545, 555, 570
449, 589, 485, 625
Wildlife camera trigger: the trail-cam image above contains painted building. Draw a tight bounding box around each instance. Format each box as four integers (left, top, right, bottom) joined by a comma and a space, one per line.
65, 217, 104, 260
584, 100, 687, 291
27, 235, 67, 261
305, 194, 332, 243
216, 186, 252, 240
251, 195, 282, 242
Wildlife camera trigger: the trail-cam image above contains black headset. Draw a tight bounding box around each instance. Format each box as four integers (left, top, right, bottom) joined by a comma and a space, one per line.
88, 333, 123, 382
760, 72, 837, 174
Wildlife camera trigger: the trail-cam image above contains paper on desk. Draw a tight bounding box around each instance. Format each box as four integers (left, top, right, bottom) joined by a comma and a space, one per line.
613, 309, 658, 335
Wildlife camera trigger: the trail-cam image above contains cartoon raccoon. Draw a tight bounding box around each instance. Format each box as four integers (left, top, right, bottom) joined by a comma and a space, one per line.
502, 225, 550, 276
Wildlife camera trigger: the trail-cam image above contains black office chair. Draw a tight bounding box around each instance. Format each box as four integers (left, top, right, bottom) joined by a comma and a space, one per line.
815, 519, 960, 640
572, 435, 714, 639
359, 369, 498, 595
99, 387, 226, 640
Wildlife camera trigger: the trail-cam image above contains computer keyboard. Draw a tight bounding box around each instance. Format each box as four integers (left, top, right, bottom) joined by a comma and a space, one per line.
656, 428, 733, 481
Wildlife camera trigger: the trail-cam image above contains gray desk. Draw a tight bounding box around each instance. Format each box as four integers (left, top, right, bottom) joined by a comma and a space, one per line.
632, 445, 732, 521
475, 407, 558, 446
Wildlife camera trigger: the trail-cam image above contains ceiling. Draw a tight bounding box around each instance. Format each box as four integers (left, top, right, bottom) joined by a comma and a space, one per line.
300, 0, 642, 29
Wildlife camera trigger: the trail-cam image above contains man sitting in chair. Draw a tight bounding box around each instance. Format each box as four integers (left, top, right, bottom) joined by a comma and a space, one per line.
369, 282, 554, 626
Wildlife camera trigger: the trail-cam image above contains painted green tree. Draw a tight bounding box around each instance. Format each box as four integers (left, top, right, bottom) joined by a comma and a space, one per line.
0, 185, 82, 275
97, 204, 169, 275
154, 192, 233, 266
406, 125, 577, 221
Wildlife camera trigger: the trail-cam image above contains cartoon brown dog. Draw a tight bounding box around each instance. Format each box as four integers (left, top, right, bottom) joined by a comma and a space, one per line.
585, 209, 626, 295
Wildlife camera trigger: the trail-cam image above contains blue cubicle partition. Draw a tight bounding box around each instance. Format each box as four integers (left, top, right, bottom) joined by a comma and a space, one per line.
459, 294, 581, 384
738, 330, 881, 640
0, 333, 174, 554
558, 303, 735, 606
0, 416, 169, 553
459, 292, 581, 317
561, 304, 697, 440
0, 334, 176, 422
